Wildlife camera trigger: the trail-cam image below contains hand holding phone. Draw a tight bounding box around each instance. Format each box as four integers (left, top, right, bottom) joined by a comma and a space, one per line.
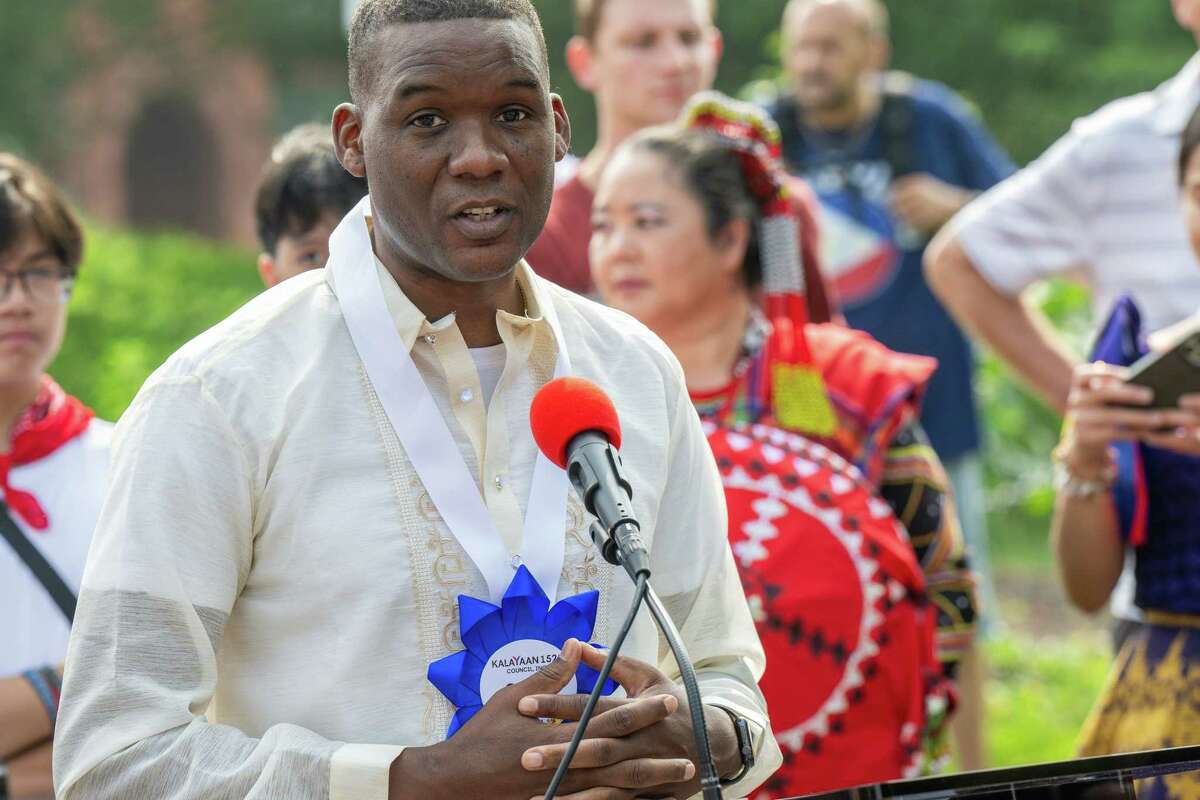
1062, 361, 1200, 460
1124, 330, 1200, 409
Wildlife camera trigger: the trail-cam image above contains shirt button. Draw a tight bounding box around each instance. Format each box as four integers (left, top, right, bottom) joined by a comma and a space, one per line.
423, 334, 438, 345
494, 474, 504, 490
459, 387, 474, 404
510, 553, 522, 569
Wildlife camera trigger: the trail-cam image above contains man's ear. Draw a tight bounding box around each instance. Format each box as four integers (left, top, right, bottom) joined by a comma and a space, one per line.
564, 35, 597, 92
870, 35, 891, 71
716, 218, 752, 278
257, 252, 279, 289
551, 95, 573, 163
333, 103, 366, 178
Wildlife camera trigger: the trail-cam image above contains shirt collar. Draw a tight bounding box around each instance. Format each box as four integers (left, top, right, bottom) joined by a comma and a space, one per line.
502, 259, 560, 335
371, 257, 559, 350
359, 224, 559, 359
1152, 50, 1200, 136
326, 206, 564, 356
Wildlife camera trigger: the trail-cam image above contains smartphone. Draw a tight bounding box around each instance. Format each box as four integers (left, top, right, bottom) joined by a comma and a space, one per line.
1124, 330, 1200, 408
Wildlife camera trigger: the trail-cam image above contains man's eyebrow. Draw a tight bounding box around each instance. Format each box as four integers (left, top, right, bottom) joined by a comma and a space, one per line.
505, 77, 542, 92
393, 75, 540, 100
395, 81, 444, 100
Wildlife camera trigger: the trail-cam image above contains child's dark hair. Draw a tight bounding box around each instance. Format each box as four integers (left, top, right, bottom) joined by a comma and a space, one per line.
621, 127, 764, 286
0, 153, 84, 275
254, 124, 368, 254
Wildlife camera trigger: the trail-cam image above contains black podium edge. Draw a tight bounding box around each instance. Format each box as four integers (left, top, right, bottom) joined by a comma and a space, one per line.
797, 744, 1200, 800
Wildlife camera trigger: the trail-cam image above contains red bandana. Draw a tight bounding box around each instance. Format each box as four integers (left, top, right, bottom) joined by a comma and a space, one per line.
0, 376, 94, 530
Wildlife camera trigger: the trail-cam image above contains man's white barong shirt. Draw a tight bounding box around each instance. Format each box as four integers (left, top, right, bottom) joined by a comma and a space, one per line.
53, 222, 781, 800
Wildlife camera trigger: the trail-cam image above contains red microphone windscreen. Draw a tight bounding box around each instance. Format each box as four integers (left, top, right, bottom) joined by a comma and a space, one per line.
530, 377, 623, 469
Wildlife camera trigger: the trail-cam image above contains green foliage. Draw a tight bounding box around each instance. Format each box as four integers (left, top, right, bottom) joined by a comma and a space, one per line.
211, 1, 346, 74
52, 225, 261, 421
985, 633, 1110, 767
0, 4, 74, 156
882, 1, 1194, 164
979, 280, 1094, 573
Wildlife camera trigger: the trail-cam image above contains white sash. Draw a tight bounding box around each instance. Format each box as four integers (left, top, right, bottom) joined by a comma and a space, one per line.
329, 197, 571, 604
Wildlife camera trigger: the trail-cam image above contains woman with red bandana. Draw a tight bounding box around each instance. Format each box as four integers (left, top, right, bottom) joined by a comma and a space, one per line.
590, 93, 977, 796
0, 154, 110, 800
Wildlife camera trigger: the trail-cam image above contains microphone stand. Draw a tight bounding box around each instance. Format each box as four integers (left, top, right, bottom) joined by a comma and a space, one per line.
541, 514, 725, 799
542, 564, 648, 800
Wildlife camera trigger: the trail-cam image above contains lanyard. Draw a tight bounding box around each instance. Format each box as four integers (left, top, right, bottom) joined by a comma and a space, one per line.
329, 198, 571, 604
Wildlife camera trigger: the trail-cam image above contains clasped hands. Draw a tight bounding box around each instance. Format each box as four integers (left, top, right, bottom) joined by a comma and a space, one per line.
394, 639, 737, 800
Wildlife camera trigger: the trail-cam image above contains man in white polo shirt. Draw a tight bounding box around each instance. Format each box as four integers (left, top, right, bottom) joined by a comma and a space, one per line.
926, 3, 1200, 414
925, 0, 1200, 647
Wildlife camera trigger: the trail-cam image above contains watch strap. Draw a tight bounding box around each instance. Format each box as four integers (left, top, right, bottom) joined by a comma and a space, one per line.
715, 707, 755, 787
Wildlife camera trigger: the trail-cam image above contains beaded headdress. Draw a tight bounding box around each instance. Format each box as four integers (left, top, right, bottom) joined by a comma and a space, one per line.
681, 91, 837, 436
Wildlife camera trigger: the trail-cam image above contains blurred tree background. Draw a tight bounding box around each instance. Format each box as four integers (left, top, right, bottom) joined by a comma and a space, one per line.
5, 0, 1198, 768
4, 2, 1194, 164
540, 0, 1194, 165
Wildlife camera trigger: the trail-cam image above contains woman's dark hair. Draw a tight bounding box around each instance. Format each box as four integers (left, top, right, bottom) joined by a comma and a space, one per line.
1181, 102, 1200, 186
622, 127, 764, 287
0, 153, 84, 275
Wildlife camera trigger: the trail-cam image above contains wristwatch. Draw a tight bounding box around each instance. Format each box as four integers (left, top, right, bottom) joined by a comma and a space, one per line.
715, 707, 755, 787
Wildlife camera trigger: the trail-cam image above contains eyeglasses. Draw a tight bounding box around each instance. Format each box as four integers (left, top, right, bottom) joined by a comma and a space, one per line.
0, 268, 73, 305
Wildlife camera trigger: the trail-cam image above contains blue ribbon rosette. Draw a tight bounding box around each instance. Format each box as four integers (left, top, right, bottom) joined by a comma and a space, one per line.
427, 565, 618, 737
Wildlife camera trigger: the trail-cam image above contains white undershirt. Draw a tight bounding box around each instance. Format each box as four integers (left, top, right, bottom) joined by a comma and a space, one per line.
468, 343, 507, 406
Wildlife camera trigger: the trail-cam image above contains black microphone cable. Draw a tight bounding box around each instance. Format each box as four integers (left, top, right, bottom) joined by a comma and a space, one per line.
542, 536, 724, 799
543, 571, 649, 800
543, 425, 725, 799
645, 583, 723, 799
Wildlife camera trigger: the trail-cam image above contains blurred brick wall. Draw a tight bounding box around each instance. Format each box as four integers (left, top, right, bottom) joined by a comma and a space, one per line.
62, 0, 273, 245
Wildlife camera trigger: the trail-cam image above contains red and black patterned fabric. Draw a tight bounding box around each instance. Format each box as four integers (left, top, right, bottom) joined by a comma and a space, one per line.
705, 420, 950, 797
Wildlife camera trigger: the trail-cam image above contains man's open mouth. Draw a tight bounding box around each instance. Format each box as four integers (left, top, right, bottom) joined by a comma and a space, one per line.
450, 204, 515, 241
459, 206, 502, 220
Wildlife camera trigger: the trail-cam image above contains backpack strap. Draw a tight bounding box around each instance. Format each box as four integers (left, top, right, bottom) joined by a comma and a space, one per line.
0, 503, 76, 623
772, 94, 808, 176
879, 70, 917, 178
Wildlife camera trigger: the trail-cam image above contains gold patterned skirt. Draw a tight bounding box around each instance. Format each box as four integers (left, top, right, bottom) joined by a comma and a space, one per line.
1078, 612, 1200, 798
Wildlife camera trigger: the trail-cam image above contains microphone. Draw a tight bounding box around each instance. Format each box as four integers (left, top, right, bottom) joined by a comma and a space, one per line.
529, 376, 725, 800
530, 377, 650, 579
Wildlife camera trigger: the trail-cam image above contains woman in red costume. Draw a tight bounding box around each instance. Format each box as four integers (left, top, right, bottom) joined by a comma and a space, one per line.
589, 93, 977, 796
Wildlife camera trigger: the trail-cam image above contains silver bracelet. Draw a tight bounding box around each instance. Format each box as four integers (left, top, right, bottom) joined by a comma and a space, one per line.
1052, 460, 1114, 498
